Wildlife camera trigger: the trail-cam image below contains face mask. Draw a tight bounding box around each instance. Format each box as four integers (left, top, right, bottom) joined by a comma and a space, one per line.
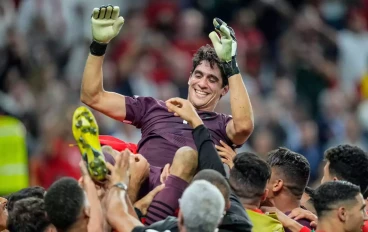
320, 0, 346, 21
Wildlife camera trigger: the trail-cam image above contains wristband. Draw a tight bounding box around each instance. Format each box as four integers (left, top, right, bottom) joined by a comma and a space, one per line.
90, 40, 108, 56
221, 56, 240, 78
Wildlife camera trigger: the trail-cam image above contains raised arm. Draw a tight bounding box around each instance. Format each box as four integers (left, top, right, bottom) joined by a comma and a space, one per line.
81, 5, 127, 121
209, 18, 254, 145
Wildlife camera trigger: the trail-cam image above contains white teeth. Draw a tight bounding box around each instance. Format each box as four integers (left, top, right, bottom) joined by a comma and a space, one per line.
195, 89, 207, 96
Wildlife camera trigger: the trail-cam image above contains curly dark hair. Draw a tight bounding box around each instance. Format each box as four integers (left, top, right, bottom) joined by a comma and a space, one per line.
7, 197, 51, 232
325, 144, 368, 195
230, 152, 271, 201
44, 177, 85, 231
267, 147, 310, 198
192, 45, 228, 87
6, 186, 46, 212
312, 181, 361, 218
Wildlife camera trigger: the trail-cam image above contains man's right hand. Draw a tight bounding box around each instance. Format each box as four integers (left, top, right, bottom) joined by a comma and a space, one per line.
166, 98, 203, 128
91, 5, 125, 44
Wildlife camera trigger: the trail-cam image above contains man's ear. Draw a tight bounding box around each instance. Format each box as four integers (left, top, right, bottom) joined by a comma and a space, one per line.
221, 85, 229, 96
84, 206, 90, 218
337, 207, 347, 222
273, 179, 283, 193
226, 200, 231, 211
261, 189, 269, 202
333, 176, 339, 181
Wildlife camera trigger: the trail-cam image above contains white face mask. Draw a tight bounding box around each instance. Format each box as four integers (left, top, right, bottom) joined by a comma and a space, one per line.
320, 0, 346, 21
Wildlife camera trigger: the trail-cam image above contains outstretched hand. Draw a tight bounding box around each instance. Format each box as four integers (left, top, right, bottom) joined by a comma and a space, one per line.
165, 98, 203, 128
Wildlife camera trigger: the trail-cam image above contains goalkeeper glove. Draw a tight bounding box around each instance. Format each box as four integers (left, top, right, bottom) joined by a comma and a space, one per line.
90, 5, 125, 56
209, 18, 240, 78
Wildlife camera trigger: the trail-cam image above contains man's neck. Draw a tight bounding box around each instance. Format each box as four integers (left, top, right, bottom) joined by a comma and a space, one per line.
317, 218, 344, 232
240, 198, 261, 211
273, 193, 300, 213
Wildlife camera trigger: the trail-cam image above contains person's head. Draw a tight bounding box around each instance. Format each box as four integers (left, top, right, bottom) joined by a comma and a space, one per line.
7, 197, 55, 232
7, 186, 46, 212
322, 145, 368, 195
178, 180, 225, 232
313, 181, 367, 232
193, 169, 231, 210
188, 45, 229, 111
266, 148, 310, 201
229, 152, 271, 207
44, 177, 88, 232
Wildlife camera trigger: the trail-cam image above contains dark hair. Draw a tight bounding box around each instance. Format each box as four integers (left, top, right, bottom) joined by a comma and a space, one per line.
313, 181, 361, 218
7, 186, 46, 212
229, 152, 271, 200
304, 186, 315, 196
44, 177, 85, 231
193, 169, 230, 201
267, 147, 310, 198
192, 45, 228, 87
325, 145, 368, 194
7, 197, 51, 232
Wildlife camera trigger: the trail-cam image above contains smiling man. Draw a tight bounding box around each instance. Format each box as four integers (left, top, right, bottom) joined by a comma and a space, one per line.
79, 5, 253, 172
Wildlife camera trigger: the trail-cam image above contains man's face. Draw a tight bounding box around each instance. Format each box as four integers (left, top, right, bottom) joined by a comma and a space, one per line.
188, 60, 228, 111
321, 161, 334, 184
344, 194, 367, 232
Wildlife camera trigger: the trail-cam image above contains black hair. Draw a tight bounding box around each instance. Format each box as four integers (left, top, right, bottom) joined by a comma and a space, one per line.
313, 181, 361, 218
44, 177, 85, 231
7, 186, 46, 212
325, 144, 368, 194
267, 147, 310, 198
7, 197, 51, 232
193, 169, 230, 201
229, 152, 271, 200
192, 45, 228, 87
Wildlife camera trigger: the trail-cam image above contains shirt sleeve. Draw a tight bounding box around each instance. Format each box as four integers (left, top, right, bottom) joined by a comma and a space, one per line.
192, 124, 226, 177
124, 96, 156, 128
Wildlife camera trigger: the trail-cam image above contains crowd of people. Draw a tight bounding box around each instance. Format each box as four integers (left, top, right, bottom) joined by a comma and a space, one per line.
1, 0, 368, 231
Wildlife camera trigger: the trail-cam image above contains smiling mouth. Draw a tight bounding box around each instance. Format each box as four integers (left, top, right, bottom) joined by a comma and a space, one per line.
195, 89, 209, 97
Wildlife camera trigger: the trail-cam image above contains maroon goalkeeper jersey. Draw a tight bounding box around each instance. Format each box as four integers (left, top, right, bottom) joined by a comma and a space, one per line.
124, 96, 237, 168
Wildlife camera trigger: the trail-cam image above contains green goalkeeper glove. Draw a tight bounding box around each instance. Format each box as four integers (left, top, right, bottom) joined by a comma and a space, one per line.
209, 18, 240, 78
90, 5, 125, 56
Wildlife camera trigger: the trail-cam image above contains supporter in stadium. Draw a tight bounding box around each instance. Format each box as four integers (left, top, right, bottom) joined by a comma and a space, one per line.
79, 5, 254, 180
266, 148, 312, 231
7, 197, 55, 232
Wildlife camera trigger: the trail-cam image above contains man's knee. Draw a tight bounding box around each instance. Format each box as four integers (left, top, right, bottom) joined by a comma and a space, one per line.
170, 146, 198, 182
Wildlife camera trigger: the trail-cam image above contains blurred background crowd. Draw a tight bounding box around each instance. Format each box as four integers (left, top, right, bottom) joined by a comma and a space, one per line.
1, 0, 368, 194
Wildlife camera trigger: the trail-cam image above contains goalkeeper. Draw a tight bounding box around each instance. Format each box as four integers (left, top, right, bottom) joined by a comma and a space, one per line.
79, 5, 254, 179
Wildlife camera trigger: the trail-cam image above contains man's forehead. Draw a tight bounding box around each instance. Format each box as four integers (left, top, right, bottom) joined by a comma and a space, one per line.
195, 61, 221, 75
